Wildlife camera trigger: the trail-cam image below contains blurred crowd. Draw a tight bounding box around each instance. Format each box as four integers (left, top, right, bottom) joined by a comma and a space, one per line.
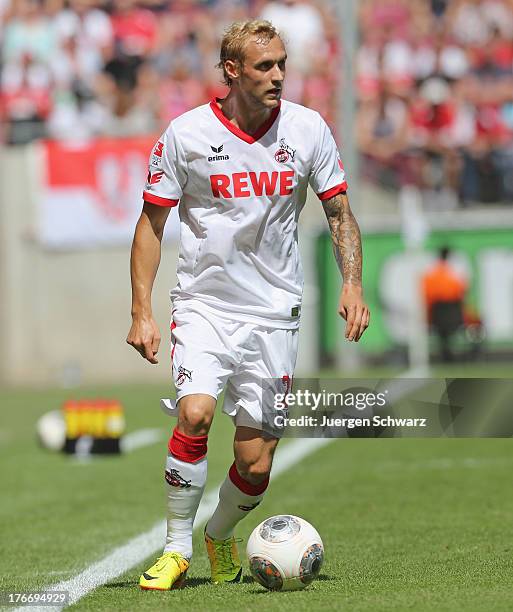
2, 0, 513, 205
0, 0, 337, 143
357, 0, 513, 205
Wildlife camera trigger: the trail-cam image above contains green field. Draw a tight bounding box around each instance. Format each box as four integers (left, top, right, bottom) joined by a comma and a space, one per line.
1, 364, 513, 611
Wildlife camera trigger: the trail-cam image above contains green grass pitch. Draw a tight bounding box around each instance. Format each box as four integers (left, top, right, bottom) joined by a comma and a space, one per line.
1, 363, 513, 611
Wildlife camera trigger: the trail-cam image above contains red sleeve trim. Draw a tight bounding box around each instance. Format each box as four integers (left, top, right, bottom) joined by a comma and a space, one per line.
317, 182, 348, 201
143, 191, 179, 207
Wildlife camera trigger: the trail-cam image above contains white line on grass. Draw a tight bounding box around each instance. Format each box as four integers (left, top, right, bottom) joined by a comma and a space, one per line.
375, 456, 513, 473
120, 428, 165, 453
18, 437, 332, 611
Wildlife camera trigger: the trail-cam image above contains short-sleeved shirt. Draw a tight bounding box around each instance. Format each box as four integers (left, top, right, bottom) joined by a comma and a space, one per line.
143, 98, 347, 329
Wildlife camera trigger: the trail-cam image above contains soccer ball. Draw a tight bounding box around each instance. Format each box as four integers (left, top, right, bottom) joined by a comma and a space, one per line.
36, 410, 66, 451
246, 515, 324, 591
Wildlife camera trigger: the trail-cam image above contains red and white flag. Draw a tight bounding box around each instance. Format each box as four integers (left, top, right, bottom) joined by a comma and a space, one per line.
37, 137, 179, 249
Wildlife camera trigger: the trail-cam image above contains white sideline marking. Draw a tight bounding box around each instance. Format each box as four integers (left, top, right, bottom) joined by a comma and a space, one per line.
120, 428, 165, 453
376, 456, 513, 473
18, 438, 332, 611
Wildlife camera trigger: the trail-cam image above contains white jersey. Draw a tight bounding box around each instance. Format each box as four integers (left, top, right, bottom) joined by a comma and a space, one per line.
143, 98, 347, 329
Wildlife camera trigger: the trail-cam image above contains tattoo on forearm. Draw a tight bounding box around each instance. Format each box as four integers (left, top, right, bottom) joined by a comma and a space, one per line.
323, 194, 362, 285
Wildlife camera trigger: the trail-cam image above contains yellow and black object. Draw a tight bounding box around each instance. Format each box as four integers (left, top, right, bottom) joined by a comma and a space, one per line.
63, 399, 125, 454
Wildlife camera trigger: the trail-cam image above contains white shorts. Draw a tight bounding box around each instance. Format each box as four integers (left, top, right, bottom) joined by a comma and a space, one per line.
170, 303, 298, 431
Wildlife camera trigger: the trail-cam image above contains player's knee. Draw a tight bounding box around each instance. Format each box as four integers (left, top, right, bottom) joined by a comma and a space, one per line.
178, 404, 213, 436
236, 458, 271, 485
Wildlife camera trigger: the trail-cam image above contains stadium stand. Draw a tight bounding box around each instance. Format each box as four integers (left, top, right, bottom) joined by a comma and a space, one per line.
356, 0, 513, 206
1, 0, 513, 206
0, 0, 337, 142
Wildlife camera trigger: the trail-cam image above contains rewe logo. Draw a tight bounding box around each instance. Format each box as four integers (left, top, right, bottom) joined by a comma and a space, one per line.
210, 171, 295, 198
208, 144, 229, 162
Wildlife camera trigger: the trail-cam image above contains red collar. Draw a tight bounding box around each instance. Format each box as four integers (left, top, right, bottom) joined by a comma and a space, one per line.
209, 97, 281, 144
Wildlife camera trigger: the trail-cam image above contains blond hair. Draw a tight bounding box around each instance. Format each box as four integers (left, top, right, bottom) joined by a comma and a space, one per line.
217, 20, 281, 86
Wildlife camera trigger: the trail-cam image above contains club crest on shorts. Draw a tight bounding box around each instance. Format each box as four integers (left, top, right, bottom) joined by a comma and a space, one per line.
176, 365, 192, 386
275, 139, 296, 163
165, 468, 192, 488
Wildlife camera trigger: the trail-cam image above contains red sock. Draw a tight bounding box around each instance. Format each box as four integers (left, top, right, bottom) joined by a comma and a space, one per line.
228, 461, 269, 495
168, 427, 208, 462
206, 462, 269, 540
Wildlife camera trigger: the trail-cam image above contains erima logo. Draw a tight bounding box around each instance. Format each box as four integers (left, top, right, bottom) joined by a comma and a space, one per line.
209, 144, 229, 162
238, 501, 261, 512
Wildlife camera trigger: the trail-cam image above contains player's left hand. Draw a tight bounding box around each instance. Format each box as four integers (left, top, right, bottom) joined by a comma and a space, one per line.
338, 284, 370, 342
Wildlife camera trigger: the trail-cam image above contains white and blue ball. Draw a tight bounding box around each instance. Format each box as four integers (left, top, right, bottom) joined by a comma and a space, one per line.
247, 515, 324, 591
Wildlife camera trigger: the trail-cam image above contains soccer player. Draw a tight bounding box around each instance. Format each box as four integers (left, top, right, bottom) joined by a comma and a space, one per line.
127, 19, 370, 590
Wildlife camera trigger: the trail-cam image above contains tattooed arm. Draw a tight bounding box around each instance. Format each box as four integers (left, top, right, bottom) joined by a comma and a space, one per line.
323, 192, 370, 342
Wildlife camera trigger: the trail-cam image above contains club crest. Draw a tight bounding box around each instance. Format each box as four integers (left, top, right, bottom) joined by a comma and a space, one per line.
165, 468, 192, 488
275, 139, 296, 163
176, 366, 192, 386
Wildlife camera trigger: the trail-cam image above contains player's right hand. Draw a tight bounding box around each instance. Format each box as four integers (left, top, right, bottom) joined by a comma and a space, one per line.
126, 316, 161, 364
338, 284, 370, 342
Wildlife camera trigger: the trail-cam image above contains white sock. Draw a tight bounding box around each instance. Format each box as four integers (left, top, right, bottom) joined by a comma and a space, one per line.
164, 453, 207, 559
206, 462, 268, 540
